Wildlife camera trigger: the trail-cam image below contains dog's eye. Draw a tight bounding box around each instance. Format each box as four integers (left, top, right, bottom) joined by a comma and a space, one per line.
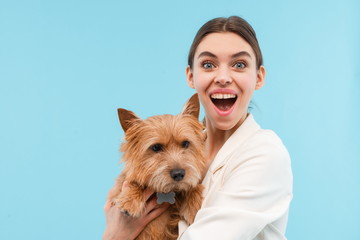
181, 141, 190, 148
151, 144, 163, 152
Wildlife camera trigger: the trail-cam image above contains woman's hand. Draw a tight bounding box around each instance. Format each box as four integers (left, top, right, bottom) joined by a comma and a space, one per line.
103, 181, 169, 240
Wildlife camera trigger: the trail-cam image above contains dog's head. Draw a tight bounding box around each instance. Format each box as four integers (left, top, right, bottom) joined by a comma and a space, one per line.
117, 94, 206, 193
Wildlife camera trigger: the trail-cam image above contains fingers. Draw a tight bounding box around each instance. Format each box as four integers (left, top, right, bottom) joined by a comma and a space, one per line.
144, 187, 154, 201
104, 180, 161, 219
104, 183, 170, 233
144, 202, 170, 224
104, 180, 123, 212
121, 180, 129, 192
104, 190, 116, 212
104, 200, 112, 212
145, 195, 159, 214
144, 195, 170, 220
108, 179, 122, 198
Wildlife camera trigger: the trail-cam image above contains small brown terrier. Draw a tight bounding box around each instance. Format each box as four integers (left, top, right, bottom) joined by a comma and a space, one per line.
108, 94, 206, 240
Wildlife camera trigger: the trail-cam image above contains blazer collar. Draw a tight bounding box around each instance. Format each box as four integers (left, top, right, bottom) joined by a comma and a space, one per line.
208, 114, 260, 174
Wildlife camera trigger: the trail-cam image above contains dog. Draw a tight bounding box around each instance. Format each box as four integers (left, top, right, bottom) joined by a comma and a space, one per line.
108, 94, 206, 240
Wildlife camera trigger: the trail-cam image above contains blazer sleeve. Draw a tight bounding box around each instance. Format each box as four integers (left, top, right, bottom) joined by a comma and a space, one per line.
179, 132, 293, 240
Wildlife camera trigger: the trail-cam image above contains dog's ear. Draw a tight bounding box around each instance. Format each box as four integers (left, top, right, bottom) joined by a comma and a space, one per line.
181, 93, 200, 119
117, 108, 140, 133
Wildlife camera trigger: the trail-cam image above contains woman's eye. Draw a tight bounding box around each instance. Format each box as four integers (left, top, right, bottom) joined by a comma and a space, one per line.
234, 62, 246, 69
202, 62, 214, 69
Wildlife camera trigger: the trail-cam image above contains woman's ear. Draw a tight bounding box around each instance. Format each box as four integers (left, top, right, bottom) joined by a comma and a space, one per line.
186, 66, 195, 89
255, 65, 266, 90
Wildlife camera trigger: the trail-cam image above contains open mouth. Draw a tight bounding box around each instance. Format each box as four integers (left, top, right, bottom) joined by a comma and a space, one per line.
210, 93, 237, 111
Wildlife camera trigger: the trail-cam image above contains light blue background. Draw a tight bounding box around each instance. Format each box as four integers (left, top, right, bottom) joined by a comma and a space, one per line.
1, 0, 359, 239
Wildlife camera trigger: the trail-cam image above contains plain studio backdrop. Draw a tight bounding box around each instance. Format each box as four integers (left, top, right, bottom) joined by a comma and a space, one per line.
0, 0, 359, 239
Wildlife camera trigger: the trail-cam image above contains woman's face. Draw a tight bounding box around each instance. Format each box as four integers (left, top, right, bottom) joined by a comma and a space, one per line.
186, 32, 265, 132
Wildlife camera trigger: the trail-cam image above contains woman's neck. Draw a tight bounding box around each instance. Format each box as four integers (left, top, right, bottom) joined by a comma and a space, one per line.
204, 114, 249, 169
204, 123, 234, 170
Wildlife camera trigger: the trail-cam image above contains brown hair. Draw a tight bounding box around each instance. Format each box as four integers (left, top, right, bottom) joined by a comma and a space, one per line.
188, 16, 263, 70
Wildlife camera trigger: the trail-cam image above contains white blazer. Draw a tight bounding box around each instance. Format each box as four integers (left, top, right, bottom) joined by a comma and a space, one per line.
178, 114, 293, 240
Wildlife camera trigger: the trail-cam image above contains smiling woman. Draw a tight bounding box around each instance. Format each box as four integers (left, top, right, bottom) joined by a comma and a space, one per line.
178, 17, 291, 240
186, 31, 265, 133
196, 48, 256, 115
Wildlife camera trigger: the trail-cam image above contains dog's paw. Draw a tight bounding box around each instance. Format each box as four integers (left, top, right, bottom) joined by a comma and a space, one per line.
119, 209, 130, 216
179, 185, 204, 224
114, 198, 146, 218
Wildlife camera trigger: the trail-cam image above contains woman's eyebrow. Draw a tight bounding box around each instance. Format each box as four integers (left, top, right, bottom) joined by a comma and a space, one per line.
197, 51, 217, 59
231, 51, 252, 59
197, 51, 252, 59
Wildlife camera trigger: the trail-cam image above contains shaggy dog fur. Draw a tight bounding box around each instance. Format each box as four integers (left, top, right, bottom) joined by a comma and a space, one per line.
108, 94, 206, 240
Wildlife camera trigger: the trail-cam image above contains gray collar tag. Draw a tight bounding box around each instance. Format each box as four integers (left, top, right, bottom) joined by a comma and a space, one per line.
156, 192, 176, 204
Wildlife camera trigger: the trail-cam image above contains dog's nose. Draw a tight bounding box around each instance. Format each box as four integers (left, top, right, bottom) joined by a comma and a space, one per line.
170, 169, 185, 181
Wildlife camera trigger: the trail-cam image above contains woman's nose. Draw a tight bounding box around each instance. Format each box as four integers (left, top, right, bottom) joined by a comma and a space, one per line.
214, 66, 232, 85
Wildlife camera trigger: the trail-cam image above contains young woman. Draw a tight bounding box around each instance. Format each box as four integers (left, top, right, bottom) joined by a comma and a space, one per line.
103, 16, 293, 240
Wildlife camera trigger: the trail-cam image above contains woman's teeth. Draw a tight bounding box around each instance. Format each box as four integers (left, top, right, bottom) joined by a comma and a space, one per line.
210, 93, 237, 111
210, 93, 236, 99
